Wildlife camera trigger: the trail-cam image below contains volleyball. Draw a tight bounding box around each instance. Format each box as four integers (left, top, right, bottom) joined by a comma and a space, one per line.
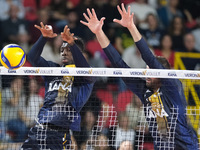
0, 44, 26, 70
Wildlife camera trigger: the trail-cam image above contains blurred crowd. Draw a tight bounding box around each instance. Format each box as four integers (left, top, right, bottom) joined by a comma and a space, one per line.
0, 0, 200, 149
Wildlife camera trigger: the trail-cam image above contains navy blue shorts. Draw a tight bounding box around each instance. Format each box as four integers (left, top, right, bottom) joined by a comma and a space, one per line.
21, 124, 71, 150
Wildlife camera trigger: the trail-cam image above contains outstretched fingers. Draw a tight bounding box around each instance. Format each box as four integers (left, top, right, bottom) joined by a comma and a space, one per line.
87, 8, 93, 18
127, 5, 131, 15
117, 5, 123, 16
91, 8, 97, 18
67, 28, 71, 35
80, 12, 90, 26
113, 18, 120, 24
52, 33, 57, 37
121, 3, 127, 13
131, 12, 134, 20
63, 25, 68, 34
34, 24, 41, 30
34, 22, 46, 30
83, 13, 90, 22
80, 8, 98, 27
100, 17, 105, 25
80, 20, 88, 27
63, 25, 72, 36
40, 22, 45, 28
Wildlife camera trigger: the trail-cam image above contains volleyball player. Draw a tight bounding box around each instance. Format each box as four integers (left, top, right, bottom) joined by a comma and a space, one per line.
21, 23, 95, 149
81, 4, 198, 150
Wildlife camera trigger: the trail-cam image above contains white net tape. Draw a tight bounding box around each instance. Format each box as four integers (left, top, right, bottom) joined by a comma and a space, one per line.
0, 66, 200, 149
0, 66, 200, 79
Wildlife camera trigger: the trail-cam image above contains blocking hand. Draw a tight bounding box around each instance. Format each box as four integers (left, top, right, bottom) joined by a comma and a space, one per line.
61, 25, 76, 45
35, 22, 57, 38
80, 8, 105, 34
113, 3, 135, 29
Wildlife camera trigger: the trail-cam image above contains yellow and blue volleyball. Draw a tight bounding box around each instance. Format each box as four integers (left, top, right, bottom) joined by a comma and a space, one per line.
0, 44, 26, 70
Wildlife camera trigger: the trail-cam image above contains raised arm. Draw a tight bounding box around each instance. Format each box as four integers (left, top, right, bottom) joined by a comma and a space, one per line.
114, 4, 184, 100
80, 9, 109, 49
80, 8, 130, 68
113, 4, 141, 42
28, 22, 58, 67
114, 4, 164, 69
80, 8, 146, 102
61, 25, 90, 68
61, 25, 96, 83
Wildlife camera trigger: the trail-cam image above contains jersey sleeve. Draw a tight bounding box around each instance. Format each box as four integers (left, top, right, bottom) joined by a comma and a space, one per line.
70, 44, 96, 83
135, 38, 185, 104
135, 37, 164, 69
103, 43, 146, 103
27, 36, 58, 67
70, 44, 90, 68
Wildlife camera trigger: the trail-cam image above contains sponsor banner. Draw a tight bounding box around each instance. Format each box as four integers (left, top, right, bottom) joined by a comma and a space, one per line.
76, 69, 92, 75
168, 72, 177, 77
129, 70, 160, 77
0, 67, 200, 79
23, 69, 39, 74
8, 70, 16, 73
61, 69, 69, 74
23, 69, 53, 74
113, 70, 122, 75
184, 73, 200, 78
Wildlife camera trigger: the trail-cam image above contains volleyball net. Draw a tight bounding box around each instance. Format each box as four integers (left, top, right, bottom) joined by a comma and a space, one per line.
0, 66, 199, 150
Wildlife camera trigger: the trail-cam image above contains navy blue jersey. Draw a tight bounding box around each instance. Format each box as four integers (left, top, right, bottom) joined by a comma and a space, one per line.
27, 36, 95, 131
103, 38, 198, 150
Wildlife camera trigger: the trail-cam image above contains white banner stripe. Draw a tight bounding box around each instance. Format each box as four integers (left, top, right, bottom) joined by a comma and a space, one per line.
0, 67, 200, 79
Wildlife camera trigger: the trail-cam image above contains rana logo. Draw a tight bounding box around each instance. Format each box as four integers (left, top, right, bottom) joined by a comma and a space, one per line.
48, 80, 72, 92
8, 70, 16, 73
113, 71, 122, 75
146, 105, 168, 118
61, 69, 69, 74
168, 72, 177, 76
